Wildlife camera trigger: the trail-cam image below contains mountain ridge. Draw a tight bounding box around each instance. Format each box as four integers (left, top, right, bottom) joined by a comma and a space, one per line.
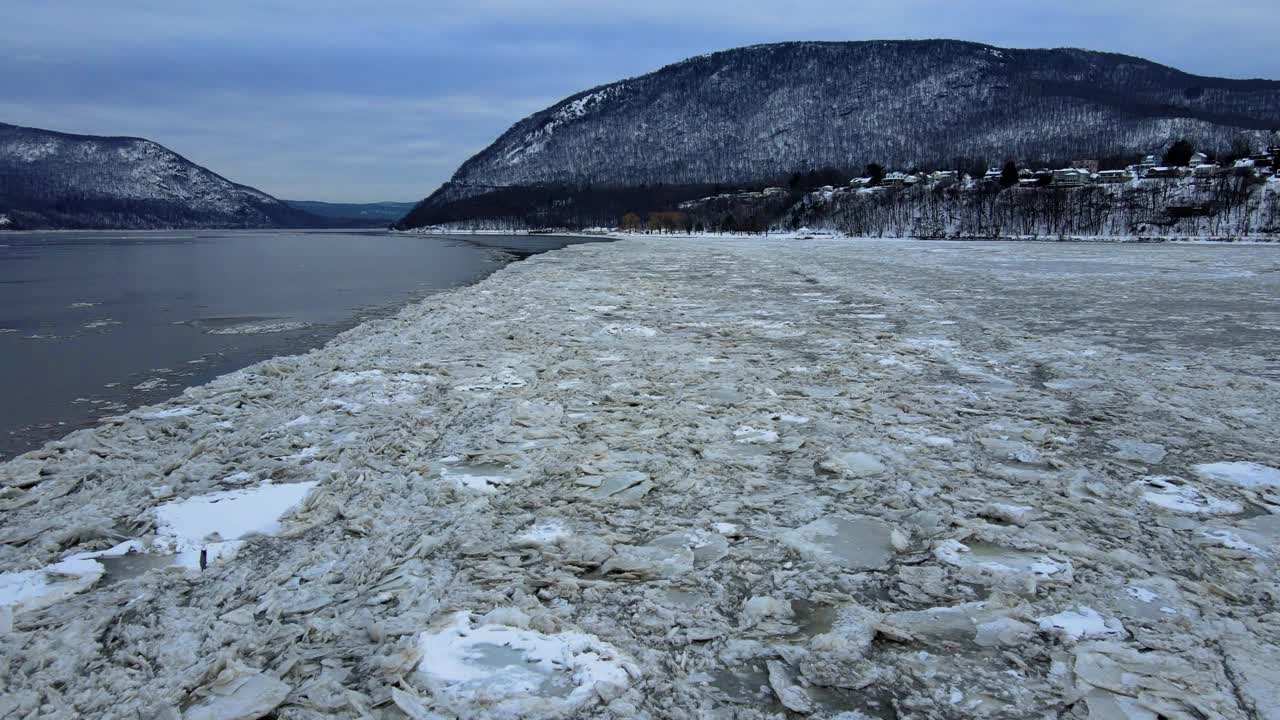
0, 121, 320, 230
398, 39, 1280, 229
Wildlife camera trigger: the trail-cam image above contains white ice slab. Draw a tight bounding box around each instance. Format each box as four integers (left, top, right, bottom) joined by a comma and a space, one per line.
1193, 462, 1280, 490
0, 558, 104, 615
155, 482, 318, 553
416, 611, 636, 718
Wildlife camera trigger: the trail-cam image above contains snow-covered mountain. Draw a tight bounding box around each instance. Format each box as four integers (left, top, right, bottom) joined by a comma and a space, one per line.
0, 122, 318, 229
398, 40, 1280, 229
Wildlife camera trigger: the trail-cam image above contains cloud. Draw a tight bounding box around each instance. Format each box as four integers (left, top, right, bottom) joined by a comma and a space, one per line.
2, 1, 1276, 201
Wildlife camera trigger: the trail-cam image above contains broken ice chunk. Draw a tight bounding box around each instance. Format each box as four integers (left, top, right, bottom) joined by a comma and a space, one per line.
154, 482, 318, 565
515, 520, 571, 548
415, 611, 637, 718
601, 543, 694, 579
933, 539, 1072, 590
978, 502, 1037, 526
1114, 578, 1198, 622
601, 324, 657, 337
1197, 528, 1269, 558
649, 529, 730, 567
733, 426, 779, 444
1135, 476, 1242, 516
1081, 690, 1159, 720
439, 463, 512, 494
1193, 461, 1280, 490
740, 596, 794, 628
139, 406, 199, 420
820, 451, 887, 478
578, 470, 652, 501
0, 558, 104, 615
782, 516, 894, 570
1107, 439, 1166, 465
184, 661, 292, 720
766, 660, 813, 713
1037, 607, 1126, 643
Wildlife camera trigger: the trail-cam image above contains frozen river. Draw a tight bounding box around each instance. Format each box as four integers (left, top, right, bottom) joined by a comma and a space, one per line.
2, 237, 1278, 719
0, 229, 603, 458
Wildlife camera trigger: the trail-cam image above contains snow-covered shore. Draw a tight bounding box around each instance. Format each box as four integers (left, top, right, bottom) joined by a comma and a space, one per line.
2, 237, 1279, 719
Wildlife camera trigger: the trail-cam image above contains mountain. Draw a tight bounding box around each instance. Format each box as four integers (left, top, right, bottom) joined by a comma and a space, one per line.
284, 200, 417, 225
397, 40, 1280, 229
0, 122, 320, 230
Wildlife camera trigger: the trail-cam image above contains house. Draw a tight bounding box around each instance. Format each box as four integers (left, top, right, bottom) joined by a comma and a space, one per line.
981, 167, 1003, 184
929, 170, 959, 183
763, 187, 788, 196
1193, 164, 1225, 178
1189, 152, 1210, 167
1145, 166, 1184, 179
1071, 159, 1100, 173
881, 172, 910, 188
1017, 178, 1041, 189
1051, 168, 1092, 187
1097, 170, 1133, 184
1137, 155, 1160, 174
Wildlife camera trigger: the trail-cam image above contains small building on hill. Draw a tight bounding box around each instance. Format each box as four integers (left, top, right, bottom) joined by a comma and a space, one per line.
1097, 170, 1133, 184
1052, 168, 1092, 187
881, 172, 910, 188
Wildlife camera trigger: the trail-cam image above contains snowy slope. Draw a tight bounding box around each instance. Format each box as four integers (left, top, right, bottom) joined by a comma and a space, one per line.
399, 40, 1280, 229
0, 122, 319, 229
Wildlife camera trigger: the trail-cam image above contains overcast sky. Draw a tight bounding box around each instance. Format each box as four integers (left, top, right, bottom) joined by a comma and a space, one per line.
3, 1, 1277, 202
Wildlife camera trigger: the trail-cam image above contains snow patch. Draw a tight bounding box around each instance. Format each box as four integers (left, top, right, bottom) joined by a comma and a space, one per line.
154, 482, 318, 565
1193, 462, 1280, 490
1137, 476, 1242, 515
415, 611, 637, 718
1037, 607, 1126, 642
0, 558, 104, 615
139, 406, 199, 420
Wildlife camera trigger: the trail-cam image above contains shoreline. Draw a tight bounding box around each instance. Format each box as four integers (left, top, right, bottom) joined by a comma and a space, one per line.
0, 230, 550, 462
402, 227, 1280, 244
2, 237, 1278, 718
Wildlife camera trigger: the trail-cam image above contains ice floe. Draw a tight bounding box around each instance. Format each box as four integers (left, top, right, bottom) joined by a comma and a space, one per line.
0, 558, 103, 615
1135, 476, 1242, 515
782, 516, 894, 570
414, 611, 638, 718
1037, 607, 1126, 642
1193, 461, 1280, 490
152, 481, 317, 567
934, 539, 1073, 590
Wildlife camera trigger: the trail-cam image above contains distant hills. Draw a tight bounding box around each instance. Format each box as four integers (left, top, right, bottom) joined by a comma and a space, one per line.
396, 40, 1280, 229
284, 200, 416, 225
0, 122, 322, 230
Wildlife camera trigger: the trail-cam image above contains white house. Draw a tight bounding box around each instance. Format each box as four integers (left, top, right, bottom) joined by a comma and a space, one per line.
1051, 168, 1092, 187
1097, 170, 1133, 184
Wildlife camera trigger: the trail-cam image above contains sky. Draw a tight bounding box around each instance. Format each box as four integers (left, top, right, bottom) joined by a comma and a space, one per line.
3, 1, 1277, 203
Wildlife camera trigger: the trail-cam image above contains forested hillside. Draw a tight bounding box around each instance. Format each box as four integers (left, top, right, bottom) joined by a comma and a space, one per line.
0, 122, 319, 230
398, 40, 1280, 230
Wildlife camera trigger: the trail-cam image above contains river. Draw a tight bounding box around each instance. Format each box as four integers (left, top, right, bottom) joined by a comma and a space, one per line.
0, 229, 602, 458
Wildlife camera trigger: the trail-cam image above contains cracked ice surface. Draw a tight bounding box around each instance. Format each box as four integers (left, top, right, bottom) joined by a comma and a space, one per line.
1, 237, 1280, 718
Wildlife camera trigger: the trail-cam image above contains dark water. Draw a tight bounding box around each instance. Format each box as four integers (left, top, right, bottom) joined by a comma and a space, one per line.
0, 229, 604, 459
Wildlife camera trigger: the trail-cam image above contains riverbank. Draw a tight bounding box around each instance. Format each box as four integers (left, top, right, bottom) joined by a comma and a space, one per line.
0, 230, 601, 460
2, 237, 1279, 719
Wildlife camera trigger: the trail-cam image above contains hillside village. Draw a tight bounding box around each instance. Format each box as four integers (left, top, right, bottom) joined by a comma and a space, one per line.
656, 141, 1280, 239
